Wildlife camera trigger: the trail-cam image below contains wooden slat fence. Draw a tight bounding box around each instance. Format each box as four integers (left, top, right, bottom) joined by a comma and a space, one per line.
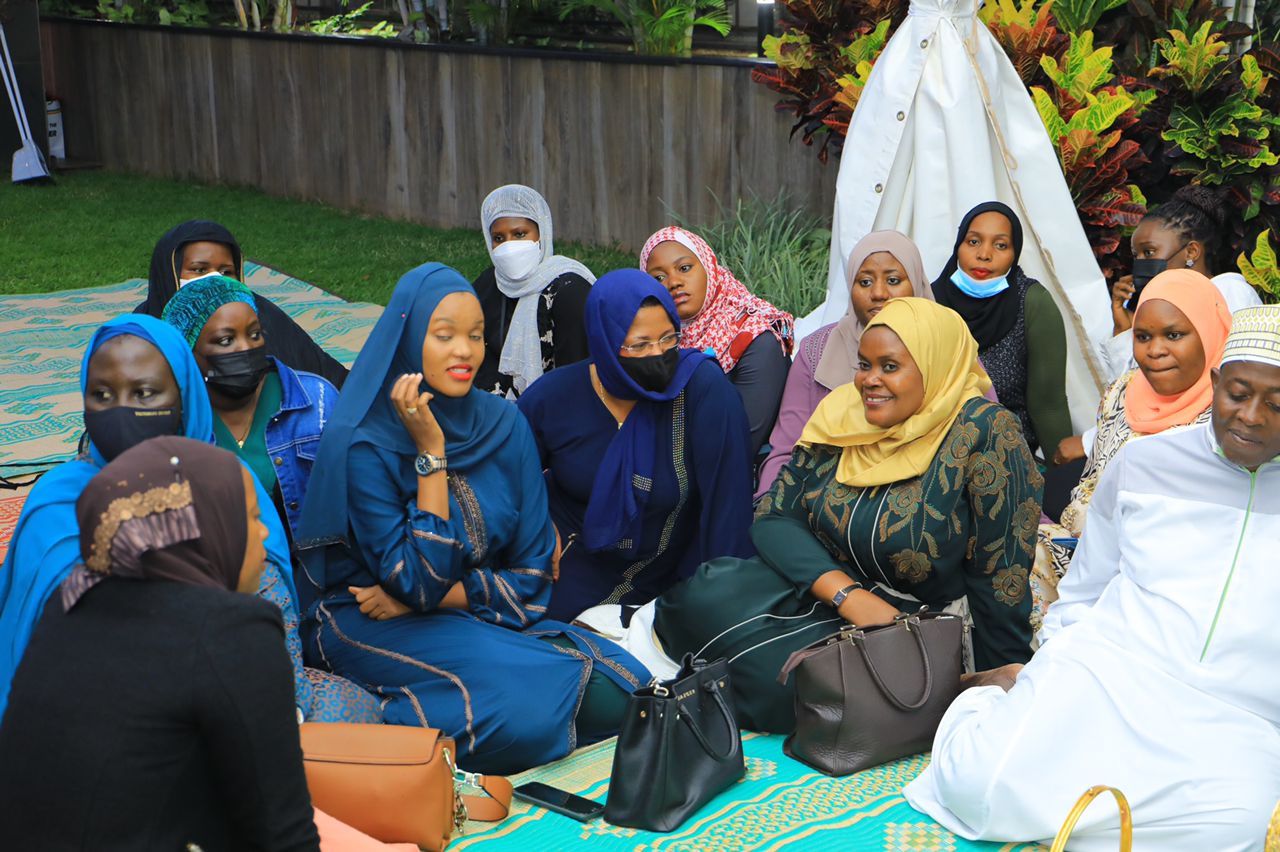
39, 19, 835, 249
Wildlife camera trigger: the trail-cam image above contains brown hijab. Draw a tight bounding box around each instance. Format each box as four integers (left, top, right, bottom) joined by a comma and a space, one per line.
813, 230, 933, 390
61, 436, 248, 610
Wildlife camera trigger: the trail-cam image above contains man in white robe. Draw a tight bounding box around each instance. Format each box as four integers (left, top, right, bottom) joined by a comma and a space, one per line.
905, 305, 1280, 850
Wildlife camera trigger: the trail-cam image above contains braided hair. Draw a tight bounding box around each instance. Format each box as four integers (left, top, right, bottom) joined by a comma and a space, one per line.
1143, 185, 1231, 274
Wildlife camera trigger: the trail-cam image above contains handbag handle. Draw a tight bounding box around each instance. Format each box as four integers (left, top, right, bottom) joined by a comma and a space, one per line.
1049, 786, 1133, 852
675, 681, 741, 762
855, 618, 933, 712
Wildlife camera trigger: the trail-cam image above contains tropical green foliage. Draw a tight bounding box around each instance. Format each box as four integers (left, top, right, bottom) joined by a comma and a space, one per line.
1048, 0, 1124, 36
751, 0, 909, 161
558, 0, 729, 56
676, 192, 831, 317
1031, 30, 1151, 271
1238, 229, 1280, 302
979, 0, 1066, 84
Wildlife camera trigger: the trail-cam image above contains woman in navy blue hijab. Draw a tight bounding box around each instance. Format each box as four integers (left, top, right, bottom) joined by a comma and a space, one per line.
517, 269, 755, 624
297, 263, 648, 775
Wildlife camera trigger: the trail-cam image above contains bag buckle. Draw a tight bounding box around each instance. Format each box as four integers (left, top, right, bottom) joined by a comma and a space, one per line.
653, 684, 670, 697
443, 748, 470, 832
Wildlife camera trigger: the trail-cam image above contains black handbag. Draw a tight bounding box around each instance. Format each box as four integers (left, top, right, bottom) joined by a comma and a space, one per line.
604, 654, 745, 832
778, 610, 964, 776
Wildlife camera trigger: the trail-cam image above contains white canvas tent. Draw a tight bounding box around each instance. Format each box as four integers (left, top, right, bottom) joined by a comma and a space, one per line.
802, 0, 1112, 431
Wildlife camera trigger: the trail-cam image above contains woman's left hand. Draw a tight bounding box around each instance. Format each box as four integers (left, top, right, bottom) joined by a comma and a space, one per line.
960, 663, 1023, 692
1052, 435, 1086, 466
350, 585, 412, 621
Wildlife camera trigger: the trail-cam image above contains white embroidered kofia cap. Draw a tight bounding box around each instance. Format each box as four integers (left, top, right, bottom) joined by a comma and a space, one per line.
1221, 305, 1280, 369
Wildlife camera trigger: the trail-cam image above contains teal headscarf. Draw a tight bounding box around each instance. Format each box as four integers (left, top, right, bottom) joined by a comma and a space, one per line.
160, 274, 257, 347
0, 314, 294, 717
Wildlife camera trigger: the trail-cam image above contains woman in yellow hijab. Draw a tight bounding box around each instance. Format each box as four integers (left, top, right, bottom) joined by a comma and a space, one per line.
652, 298, 1044, 734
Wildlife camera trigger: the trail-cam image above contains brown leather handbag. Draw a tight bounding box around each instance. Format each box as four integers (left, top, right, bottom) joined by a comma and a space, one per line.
300, 723, 513, 851
778, 610, 963, 776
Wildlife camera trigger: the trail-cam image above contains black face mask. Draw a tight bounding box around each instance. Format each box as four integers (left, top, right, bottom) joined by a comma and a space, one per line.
84, 406, 183, 462
204, 346, 270, 399
620, 347, 680, 393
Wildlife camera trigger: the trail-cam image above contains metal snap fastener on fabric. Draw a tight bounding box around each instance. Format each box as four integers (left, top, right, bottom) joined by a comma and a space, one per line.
274, 457, 283, 466
920, 38, 928, 48
875, 183, 884, 193
897, 111, 905, 121
289, 501, 299, 510
640, 710, 647, 718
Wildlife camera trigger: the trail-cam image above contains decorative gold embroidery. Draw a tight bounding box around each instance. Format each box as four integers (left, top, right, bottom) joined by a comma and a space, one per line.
88, 481, 194, 574
450, 473, 489, 565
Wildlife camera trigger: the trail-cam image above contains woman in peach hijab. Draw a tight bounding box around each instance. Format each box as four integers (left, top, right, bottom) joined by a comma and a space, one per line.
1030, 269, 1233, 630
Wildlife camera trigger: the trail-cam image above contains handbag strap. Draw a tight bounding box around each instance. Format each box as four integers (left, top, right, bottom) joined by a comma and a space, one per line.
456, 771, 514, 822
674, 681, 741, 762
1049, 786, 1133, 852
856, 618, 933, 712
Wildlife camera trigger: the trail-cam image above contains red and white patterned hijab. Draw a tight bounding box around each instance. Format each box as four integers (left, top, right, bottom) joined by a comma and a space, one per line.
639, 226, 793, 373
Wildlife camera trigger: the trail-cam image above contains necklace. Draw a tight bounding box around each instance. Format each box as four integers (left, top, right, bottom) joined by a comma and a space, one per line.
591, 369, 625, 430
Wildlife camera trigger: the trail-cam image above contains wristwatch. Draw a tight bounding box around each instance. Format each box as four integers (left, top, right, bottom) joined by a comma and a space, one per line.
414, 452, 448, 477
830, 582, 863, 609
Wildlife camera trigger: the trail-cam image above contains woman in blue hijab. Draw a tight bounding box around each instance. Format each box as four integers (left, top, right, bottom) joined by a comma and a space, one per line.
296, 262, 647, 775
0, 315, 376, 724
516, 269, 756, 623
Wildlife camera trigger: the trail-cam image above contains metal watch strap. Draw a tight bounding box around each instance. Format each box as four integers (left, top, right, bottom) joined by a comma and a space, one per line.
414, 452, 447, 476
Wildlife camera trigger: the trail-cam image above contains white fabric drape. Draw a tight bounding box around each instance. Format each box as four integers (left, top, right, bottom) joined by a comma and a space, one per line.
806, 0, 1112, 430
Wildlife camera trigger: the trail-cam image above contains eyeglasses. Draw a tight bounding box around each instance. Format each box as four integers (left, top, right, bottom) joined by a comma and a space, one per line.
619, 332, 680, 356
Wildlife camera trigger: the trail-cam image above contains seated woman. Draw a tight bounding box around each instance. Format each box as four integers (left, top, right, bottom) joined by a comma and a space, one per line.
758, 230, 936, 497
1098, 184, 1262, 384
0, 315, 378, 724
294, 262, 648, 775
137, 219, 349, 388
0, 438, 319, 850
162, 274, 336, 543
932, 202, 1071, 459
905, 306, 1280, 851
1051, 185, 1262, 487
517, 269, 756, 623
472, 185, 595, 397
641, 226, 793, 457
1030, 270, 1232, 630
653, 299, 1041, 734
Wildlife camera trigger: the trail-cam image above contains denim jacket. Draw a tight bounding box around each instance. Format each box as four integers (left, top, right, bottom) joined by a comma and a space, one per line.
265, 357, 339, 537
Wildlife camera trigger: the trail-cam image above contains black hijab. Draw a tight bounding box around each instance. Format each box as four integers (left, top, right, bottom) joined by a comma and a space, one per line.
931, 201, 1026, 351
139, 220, 244, 318
62, 436, 248, 611
137, 220, 349, 388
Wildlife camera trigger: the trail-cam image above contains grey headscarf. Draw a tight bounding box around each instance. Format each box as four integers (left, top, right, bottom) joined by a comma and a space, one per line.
813, 230, 933, 390
481, 185, 596, 394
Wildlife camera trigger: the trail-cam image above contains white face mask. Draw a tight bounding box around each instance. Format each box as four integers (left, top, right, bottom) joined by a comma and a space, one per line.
177, 270, 226, 289
491, 239, 542, 282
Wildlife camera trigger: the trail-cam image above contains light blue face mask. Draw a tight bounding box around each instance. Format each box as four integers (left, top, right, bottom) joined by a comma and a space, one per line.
950, 267, 1010, 299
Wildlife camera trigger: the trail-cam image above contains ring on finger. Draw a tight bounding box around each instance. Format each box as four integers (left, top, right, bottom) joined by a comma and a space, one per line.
406, 407, 418, 415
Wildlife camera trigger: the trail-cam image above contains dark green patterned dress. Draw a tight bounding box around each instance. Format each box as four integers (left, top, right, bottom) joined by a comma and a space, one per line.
655, 397, 1042, 733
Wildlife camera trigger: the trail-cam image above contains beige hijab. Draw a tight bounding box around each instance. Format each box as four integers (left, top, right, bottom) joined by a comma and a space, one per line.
813, 230, 932, 390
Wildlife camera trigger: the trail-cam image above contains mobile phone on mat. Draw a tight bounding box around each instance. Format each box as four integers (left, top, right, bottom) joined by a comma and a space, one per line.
513, 782, 604, 822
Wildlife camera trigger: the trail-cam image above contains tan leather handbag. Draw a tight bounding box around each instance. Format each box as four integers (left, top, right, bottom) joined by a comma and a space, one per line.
300, 723, 512, 851
1049, 786, 1133, 852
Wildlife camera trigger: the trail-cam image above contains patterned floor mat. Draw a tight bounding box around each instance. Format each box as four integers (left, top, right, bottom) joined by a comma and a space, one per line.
455, 734, 1048, 851
0, 262, 382, 478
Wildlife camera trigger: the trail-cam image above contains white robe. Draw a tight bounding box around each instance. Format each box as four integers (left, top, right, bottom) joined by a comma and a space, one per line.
807, 0, 1111, 432
905, 422, 1280, 850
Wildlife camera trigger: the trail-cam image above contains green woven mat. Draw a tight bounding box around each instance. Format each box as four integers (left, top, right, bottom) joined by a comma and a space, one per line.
0, 263, 381, 476
455, 734, 1047, 851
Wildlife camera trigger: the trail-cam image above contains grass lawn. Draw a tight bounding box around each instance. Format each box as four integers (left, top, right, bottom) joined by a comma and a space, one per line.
0, 171, 634, 303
